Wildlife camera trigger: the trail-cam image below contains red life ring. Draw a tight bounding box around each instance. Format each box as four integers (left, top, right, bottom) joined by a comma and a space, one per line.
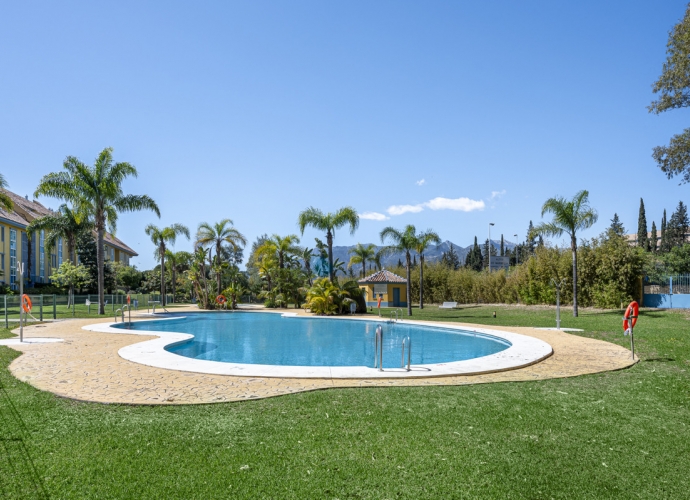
216, 295, 227, 305
21, 294, 32, 313
623, 301, 639, 331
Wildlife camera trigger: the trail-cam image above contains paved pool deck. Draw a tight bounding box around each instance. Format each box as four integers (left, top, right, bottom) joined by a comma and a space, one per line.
0, 307, 637, 405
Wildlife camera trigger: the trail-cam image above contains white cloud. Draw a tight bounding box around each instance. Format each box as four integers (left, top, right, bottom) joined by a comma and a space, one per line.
425, 197, 485, 212
360, 211, 390, 221
387, 204, 425, 216
416, 178, 426, 186
490, 190, 507, 200
385, 196, 485, 216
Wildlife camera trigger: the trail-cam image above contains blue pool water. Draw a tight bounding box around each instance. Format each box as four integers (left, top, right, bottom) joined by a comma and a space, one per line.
115, 312, 511, 368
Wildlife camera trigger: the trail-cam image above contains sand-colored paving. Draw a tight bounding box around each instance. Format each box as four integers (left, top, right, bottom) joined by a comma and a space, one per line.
1, 309, 637, 405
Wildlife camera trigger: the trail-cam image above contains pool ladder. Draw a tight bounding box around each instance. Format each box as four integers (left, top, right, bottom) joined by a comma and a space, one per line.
388, 308, 404, 323
115, 304, 131, 326
401, 336, 411, 371
373, 325, 411, 372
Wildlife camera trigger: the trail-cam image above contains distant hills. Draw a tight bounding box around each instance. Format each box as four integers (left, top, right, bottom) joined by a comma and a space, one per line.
327, 239, 517, 273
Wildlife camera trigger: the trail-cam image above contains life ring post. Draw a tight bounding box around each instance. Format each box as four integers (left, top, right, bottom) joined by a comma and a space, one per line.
622, 301, 639, 360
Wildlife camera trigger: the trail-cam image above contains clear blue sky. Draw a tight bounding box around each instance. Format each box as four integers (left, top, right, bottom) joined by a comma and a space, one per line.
2, 1, 688, 269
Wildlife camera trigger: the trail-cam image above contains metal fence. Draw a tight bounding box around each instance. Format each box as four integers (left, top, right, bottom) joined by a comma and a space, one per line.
2, 293, 173, 328
644, 275, 690, 295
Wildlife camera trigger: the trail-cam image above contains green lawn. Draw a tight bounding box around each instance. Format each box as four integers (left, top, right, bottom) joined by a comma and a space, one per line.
1, 306, 688, 498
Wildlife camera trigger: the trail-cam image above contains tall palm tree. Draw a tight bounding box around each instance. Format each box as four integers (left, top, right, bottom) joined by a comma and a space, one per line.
348, 243, 376, 278
256, 234, 301, 269
146, 224, 190, 306
414, 229, 441, 310
380, 225, 418, 316
165, 249, 192, 302
0, 173, 14, 212
531, 190, 598, 317
35, 148, 160, 314
196, 219, 247, 295
298, 206, 359, 282
300, 247, 315, 285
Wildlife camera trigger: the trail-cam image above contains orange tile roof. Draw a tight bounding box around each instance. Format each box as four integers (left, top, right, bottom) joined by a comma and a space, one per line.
358, 269, 407, 284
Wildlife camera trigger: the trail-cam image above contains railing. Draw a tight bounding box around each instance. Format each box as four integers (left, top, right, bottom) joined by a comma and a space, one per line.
401, 336, 411, 371
0, 293, 173, 328
644, 274, 690, 295
373, 325, 383, 371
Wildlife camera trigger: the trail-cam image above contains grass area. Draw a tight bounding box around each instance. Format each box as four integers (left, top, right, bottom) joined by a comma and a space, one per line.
1, 306, 689, 498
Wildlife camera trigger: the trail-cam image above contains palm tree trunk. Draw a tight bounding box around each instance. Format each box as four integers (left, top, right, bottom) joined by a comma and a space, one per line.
216, 242, 222, 296
419, 255, 425, 310
160, 245, 166, 306
327, 230, 334, 282
405, 252, 412, 316
571, 236, 578, 317
97, 224, 105, 315
68, 238, 76, 308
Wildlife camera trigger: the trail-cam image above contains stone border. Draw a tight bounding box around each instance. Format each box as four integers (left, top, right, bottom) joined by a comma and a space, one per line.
82, 312, 553, 379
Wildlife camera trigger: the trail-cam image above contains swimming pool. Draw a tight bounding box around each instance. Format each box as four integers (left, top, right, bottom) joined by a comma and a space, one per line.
88, 311, 553, 379
114, 312, 510, 368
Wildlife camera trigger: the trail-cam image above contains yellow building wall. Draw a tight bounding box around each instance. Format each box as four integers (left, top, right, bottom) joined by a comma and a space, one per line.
359, 283, 407, 307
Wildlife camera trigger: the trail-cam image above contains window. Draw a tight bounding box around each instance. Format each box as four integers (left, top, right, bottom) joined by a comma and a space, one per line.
39, 230, 45, 281
110, 247, 114, 261
58, 237, 63, 266
10, 228, 16, 288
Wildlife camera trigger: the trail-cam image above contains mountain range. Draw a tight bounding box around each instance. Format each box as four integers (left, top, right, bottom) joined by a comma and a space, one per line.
324, 239, 517, 273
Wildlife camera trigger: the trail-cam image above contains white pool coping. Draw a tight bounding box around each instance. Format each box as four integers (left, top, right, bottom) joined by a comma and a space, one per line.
83, 312, 553, 379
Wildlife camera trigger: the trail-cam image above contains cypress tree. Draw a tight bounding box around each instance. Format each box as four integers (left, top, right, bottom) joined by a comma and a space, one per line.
465, 236, 483, 271
668, 201, 689, 248
660, 209, 669, 252
500, 234, 505, 256
637, 198, 648, 250
650, 221, 658, 252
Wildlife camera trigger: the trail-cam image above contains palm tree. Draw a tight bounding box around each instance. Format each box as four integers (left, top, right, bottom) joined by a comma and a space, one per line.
300, 247, 315, 285
0, 173, 14, 212
380, 225, 419, 316
196, 219, 247, 295
414, 229, 441, 310
27, 204, 93, 307
35, 148, 160, 314
146, 224, 190, 305
298, 206, 359, 282
531, 190, 598, 317
348, 243, 376, 278
166, 249, 192, 302
26, 204, 90, 266
256, 234, 301, 269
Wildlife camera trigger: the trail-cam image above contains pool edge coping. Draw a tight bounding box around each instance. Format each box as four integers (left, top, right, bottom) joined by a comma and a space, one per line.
82, 311, 554, 379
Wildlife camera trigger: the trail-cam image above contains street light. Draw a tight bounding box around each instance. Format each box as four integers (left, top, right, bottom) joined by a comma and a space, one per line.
488, 223, 494, 271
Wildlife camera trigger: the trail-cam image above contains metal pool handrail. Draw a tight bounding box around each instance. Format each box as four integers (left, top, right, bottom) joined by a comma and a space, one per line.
401, 336, 411, 371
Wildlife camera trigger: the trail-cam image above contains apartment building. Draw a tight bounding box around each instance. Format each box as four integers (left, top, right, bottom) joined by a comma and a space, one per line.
0, 189, 137, 290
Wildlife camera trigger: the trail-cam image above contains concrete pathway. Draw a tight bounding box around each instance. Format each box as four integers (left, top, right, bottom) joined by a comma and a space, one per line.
1, 309, 636, 405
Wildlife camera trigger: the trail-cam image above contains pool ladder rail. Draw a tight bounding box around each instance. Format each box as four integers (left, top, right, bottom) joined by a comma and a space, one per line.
388, 308, 404, 323
115, 304, 132, 326
373, 325, 412, 372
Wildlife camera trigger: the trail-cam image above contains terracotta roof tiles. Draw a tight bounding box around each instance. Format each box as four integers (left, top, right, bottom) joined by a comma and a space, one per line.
358, 269, 406, 284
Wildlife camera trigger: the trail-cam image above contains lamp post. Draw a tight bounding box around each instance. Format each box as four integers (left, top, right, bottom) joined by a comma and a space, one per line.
514, 234, 518, 265
488, 223, 495, 271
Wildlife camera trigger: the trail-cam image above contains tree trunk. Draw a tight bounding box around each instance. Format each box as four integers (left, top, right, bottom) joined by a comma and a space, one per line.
327, 230, 334, 282
160, 245, 166, 306
405, 251, 412, 316
216, 241, 222, 296
172, 265, 176, 303
571, 236, 578, 317
361, 258, 366, 278
68, 238, 75, 308
419, 254, 425, 310
97, 222, 105, 315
